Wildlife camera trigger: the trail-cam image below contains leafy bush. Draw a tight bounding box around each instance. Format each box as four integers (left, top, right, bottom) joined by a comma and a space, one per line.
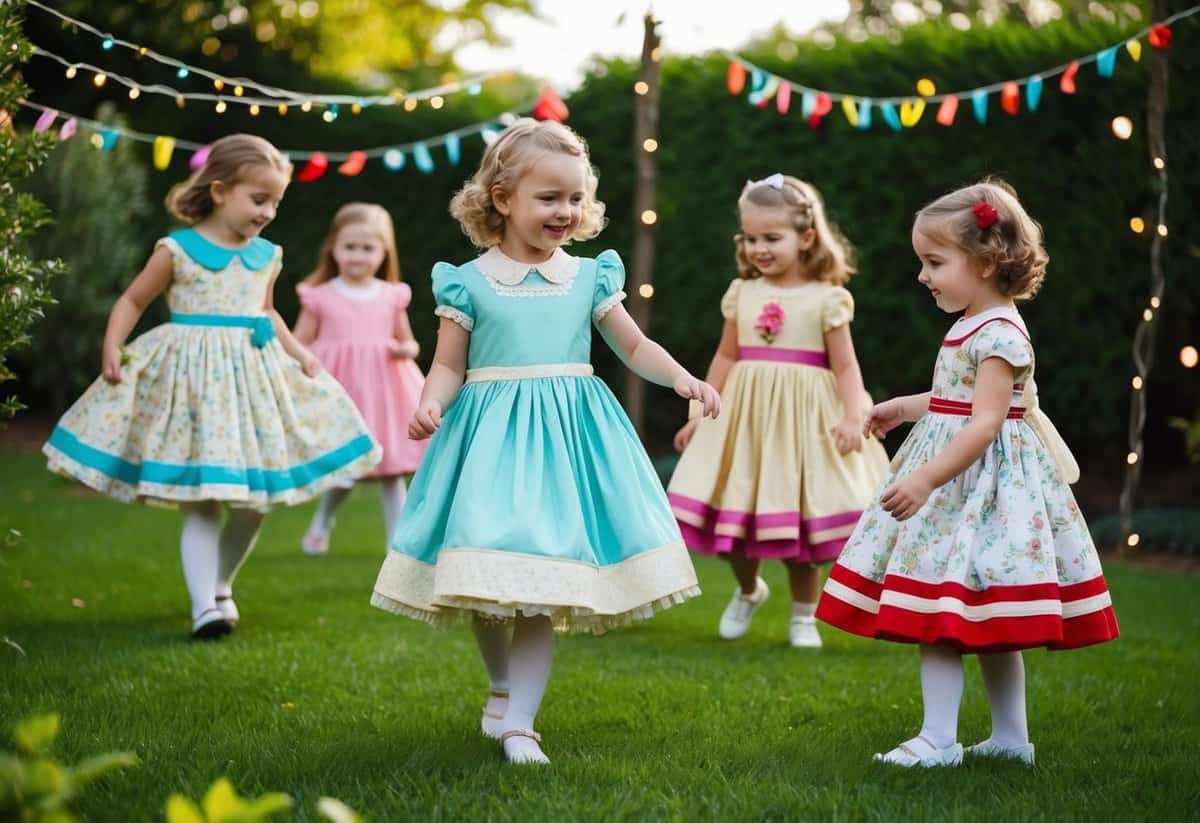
1089, 508, 1200, 555
0, 713, 138, 822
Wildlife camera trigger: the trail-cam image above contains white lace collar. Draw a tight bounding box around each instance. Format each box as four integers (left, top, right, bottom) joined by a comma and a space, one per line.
331, 276, 383, 301
474, 246, 579, 286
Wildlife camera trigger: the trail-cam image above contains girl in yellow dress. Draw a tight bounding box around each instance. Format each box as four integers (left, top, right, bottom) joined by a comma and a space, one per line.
668, 174, 888, 647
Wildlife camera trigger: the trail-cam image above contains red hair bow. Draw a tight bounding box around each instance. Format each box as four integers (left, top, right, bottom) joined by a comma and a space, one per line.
972, 201, 998, 230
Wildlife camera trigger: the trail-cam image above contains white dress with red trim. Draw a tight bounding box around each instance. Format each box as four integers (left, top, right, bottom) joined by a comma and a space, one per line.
816, 307, 1118, 651
667, 277, 889, 563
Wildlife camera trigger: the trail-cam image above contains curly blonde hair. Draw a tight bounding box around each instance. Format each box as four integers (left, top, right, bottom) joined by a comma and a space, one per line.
449, 118, 606, 248
304, 203, 401, 285
734, 175, 856, 286
915, 177, 1048, 301
166, 134, 291, 222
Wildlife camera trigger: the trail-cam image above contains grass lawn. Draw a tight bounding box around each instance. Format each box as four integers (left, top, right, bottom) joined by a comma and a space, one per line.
2, 452, 1198, 821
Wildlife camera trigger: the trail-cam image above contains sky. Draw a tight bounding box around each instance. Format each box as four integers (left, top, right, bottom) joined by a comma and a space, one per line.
454, 1, 851, 89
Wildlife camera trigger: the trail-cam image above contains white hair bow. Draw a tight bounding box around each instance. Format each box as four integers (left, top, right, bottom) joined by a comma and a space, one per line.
746, 172, 785, 190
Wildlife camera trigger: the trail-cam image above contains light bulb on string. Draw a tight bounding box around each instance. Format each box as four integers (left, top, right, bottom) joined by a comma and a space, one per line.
249, 104, 260, 116
215, 99, 227, 113
138, 47, 149, 57
1153, 157, 1165, 170
214, 78, 225, 91
639, 284, 655, 298
1132, 376, 1144, 390
1182, 346, 1199, 368
1142, 308, 1153, 322
177, 67, 189, 79
1127, 533, 1140, 547
93, 73, 107, 88
1111, 116, 1133, 140
643, 138, 658, 152
65, 65, 77, 79
102, 37, 114, 50
301, 101, 313, 112
634, 81, 649, 95
430, 96, 444, 109
404, 98, 418, 112
351, 103, 362, 114
1157, 224, 1168, 237
1150, 296, 1161, 308
234, 85, 244, 96
128, 87, 140, 100
1130, 217, 1145, 234
641, 209, 657, 225
277, 104, 288, 116
1127, 451, 1139, 465
176, 95, 185, 109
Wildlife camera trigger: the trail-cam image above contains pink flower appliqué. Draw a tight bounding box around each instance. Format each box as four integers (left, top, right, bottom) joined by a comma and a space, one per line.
754, 302, 785, 344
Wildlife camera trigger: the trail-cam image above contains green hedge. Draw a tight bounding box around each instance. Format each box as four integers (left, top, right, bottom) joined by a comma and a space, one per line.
14, 16, 1200, 478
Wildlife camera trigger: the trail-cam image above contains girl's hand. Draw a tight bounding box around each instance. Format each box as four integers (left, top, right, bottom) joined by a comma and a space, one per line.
880, 470, 934, 521
673, 418, 699, 453
300, 352, 322, 378
102, 344, 124, 385
673, 374, 721, 419
864, 398, 906, 440
388, 339, 419, 360
831, 416, 863, 455
409, 401, 443, 440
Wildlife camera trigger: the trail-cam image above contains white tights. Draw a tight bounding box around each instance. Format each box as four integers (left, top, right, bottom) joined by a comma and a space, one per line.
916, 644, 1029, 749
309, 477, 408, 544
179, 502, 263, 620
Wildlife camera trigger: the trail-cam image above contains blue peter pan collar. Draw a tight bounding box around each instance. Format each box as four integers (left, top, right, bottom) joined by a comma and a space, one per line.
169, 228, 275, 272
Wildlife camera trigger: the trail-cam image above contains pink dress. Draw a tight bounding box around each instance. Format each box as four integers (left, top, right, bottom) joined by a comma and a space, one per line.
297, 278, 427, 476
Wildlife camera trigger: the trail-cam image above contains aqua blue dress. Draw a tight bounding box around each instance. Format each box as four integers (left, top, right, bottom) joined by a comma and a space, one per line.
370, 248, 700, 633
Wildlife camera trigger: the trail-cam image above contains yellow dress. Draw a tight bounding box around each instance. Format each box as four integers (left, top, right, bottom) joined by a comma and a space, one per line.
667, 277, 889, 562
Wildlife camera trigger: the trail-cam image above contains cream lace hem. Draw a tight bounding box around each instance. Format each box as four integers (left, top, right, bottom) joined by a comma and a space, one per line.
371, 542, 701, 635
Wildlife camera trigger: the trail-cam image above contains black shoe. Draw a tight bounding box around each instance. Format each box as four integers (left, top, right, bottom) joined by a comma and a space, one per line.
191, 609, 233, 640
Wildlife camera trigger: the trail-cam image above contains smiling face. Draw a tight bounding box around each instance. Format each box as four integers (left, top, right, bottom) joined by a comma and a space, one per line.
493, 151, 587, 261
331, 222, 388, 285
912, 218, 999, 315
210, 169, 289, 242
738, 202, 815, 281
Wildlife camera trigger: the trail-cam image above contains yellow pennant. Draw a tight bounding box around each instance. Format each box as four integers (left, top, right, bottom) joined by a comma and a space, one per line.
1125, 39, 1142, 62
841, 97, 859, 127
153, 136, 175, 170
900, 98, 926, 127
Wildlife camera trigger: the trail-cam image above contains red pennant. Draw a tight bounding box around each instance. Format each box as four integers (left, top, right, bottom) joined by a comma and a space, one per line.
1001, 82, 1020, 115
776, 82, 791, 115
296, 151, 328, 182
1148, 24, 1172, 50
337, 151, 367, 176
1060, 61, 1079, 94
935, 96, 958, 126
727, 62, 746, 95
532, 87, 569, 122
807, 92, 832, 128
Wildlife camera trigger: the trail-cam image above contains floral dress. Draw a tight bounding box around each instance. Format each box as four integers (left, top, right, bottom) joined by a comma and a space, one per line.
816, 307, 1119, 651
370, 247, 699, 634
667, 277, 889, 562
44, 229, 381, 511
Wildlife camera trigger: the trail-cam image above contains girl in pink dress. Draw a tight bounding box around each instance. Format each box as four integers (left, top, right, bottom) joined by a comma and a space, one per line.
293, 203, 427, 553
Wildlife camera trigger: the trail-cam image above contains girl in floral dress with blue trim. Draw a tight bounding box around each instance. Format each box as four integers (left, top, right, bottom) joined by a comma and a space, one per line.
369, 118, 720, 765
44, 135, 380, 639
816, 179, 1118, 767
667, 174, 889, 648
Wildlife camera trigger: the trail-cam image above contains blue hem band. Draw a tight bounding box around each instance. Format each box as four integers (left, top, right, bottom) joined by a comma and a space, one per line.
47, 425, 374, 494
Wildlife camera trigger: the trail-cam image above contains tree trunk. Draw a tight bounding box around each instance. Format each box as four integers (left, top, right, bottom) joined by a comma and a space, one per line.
623, 14, 661, 437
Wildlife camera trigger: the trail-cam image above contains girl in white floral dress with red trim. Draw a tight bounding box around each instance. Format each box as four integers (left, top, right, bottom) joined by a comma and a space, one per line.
667, 174, 888, 647
817, 179, 1118, 768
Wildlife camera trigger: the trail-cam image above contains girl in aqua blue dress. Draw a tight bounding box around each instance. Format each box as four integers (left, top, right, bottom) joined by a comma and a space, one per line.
370, 118, 720, 765
44, 135, 380, 639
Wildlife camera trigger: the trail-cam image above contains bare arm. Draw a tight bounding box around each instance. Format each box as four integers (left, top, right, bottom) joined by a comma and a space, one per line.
864, 390, 933, 439
596, 304, 720, 418
292, 307, 319, 346
826, 323, 869, 454
263, 277, 319, 375
102, 245, 174, 383
390, 308, 421, 360
408, 318, 469, 439
703, 321, 739, 394
880, 358, 1014, 520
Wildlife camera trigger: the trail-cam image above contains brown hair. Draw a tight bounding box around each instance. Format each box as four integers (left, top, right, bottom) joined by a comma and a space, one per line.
734, 175, 856, 285
166, 133, 291, 222
449, 118, 606, 248
915, 177, 1048, 301
303, 203, 401, 285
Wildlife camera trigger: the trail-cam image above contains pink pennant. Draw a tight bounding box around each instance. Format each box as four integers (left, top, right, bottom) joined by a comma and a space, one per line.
58, 118, 77, 141
34, 109, 57, 133
776, 82, 791, 115
935, 96, 958, 126
189, 145, 211, 171
1060, 61, 1079, 95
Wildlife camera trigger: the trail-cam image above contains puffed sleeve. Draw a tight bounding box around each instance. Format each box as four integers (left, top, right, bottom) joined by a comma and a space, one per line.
392, 281, 413, 311
295, 281, 321, 318
821, 286, 855, 333
432, 262, 474, 331
591, 249, 627, 323
720, 279, 743, 321
968, 320, 1034, 373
